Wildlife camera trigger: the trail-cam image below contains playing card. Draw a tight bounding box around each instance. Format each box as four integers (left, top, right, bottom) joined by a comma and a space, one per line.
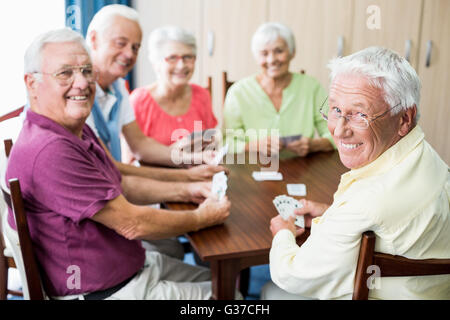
281, 134, 302, 147
211, 143, 229, 165
212, 171, 228, 200
252, 171, 283, 181
272, 195, 305, 228
287, 184, 307, 196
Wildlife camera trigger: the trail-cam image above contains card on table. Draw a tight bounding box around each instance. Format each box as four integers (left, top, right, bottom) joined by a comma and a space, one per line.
272, 195, 305, 228
212, 171, 228, 200
287, 183, 307, 196
252, 171, 283, 181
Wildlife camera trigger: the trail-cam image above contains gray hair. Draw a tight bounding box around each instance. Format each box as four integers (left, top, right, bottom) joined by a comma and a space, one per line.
328, 46, 421, 121
148, 26, 197, 64
251, 22, 296, 58
24, 27, 88, 75
86, 4, 140, 48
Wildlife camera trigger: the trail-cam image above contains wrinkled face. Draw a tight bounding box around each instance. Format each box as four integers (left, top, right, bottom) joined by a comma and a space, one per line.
27, 41, 96, 130
91, 15, 142, 80
154, 41, 196, 87
328, 74, 403, 169
255, 37, 293, 79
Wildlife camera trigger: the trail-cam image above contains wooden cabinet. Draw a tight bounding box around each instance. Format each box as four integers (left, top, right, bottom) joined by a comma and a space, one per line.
268, 0, 354, 90
133, 0, 204, 87
417, 0, 450, 164
132, 0, 449, 163
201, 0, 269, 124
350, 0, 423, 70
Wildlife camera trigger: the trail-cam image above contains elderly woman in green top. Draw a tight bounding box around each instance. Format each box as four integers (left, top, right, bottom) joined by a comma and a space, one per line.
224, 22, 335, 157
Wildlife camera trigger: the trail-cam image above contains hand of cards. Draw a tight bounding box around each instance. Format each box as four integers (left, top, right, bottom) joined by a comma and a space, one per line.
212, 171, 228, 200
280, 134, 302, 148
272, 195, 305, 228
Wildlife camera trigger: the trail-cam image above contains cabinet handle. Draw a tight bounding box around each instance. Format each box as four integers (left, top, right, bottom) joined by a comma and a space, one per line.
337, 36, 344, 57
207, 31, 215, 57
404, 39, 412, 62
426, 40, 432, 68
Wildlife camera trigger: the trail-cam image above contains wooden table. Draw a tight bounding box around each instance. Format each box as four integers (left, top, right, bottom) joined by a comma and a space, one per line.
167, 151, 348, 300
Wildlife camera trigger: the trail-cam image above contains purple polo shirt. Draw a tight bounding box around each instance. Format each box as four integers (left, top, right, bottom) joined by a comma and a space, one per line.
5, 110, 145, 297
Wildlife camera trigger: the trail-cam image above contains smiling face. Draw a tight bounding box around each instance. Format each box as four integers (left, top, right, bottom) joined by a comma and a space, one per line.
328, 74, 404, 169
90, 15, 142, 86
255, 37, 293, 80
154, 40, 196, 87
25, 41, 96, 134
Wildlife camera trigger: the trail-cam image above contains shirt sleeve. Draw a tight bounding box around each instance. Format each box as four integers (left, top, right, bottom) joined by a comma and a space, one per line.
31, 139, 122, 224
270, 206, 377, 299
223, 85, 247, 154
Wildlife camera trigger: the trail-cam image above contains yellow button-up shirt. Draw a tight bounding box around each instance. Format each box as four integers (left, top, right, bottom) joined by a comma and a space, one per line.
270, 126, 450, 299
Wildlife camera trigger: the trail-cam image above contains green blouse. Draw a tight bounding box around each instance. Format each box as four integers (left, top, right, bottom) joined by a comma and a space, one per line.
223, 73, 335, 154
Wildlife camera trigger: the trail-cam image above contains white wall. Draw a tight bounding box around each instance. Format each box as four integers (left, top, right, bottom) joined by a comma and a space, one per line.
1, 0, 65, 116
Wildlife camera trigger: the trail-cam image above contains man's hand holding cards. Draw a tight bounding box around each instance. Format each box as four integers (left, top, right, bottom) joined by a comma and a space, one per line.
212, 171, 228, 200
272, 195, 305, 228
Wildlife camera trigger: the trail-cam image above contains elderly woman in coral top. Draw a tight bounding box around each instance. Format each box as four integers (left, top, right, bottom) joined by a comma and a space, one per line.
130, 26, 217, 147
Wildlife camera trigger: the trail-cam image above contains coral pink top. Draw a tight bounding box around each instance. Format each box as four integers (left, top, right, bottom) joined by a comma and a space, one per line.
130, 84, 217, 146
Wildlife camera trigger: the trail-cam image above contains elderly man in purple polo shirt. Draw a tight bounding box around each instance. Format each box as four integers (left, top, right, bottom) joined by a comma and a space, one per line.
5, 28, 232, 300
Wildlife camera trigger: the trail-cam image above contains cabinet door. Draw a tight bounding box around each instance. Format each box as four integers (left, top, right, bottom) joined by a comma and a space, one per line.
133, 0, 204, 88
268, 0, 354, 90
202, 0, 269, 123
351, 0, 423, 69
417, 0, 450, 164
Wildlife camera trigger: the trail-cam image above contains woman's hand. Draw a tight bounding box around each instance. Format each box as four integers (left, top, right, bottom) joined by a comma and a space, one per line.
285, 136, 311, 157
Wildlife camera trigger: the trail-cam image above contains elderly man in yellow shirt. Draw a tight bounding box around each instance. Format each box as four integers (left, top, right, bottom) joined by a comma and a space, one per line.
263, 46, 450, 300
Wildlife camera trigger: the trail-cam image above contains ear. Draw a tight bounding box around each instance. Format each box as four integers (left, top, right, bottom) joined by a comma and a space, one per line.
398, 105, 417, 137
88, 30, 98, 51
24, 73, 38, 99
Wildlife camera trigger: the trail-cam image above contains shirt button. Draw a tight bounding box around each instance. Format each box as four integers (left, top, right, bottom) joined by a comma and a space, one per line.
177, 118, 182, 123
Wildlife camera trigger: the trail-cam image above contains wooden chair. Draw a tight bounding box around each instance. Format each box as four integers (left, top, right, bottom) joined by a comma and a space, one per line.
205, 76, 212, 98
0, 139, 45, 300
0, 106, 25, 123
222, 70, 306, 103
353, 231, 450, 300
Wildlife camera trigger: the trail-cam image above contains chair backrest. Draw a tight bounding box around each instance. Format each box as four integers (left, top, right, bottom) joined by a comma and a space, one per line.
0, 106, 24, 123
8, 179, 44, 300
353, 231, 450, 300
222, 71, 234, 103
1, 139, 45, 300
221, 70, 307, 103
205, 76, 212, 98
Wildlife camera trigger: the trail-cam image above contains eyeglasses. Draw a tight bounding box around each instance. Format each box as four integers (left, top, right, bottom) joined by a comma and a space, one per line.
35, 65, 98, 86
164, 54, 196, 64
319, 96, 402, 130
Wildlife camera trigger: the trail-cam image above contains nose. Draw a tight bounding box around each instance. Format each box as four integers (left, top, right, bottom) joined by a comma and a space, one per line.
72, 70, 90, 89
267, 52, 276, 64
333, 116, 351, 138
122, 44, 135, 61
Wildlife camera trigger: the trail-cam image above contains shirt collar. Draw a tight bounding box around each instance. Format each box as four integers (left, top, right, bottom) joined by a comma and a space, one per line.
25, 109, 95, 152
338, 126, 425, 188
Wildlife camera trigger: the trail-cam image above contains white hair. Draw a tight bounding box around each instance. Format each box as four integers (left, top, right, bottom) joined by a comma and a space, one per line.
24, 27, 88, 75
328, 46, 421, 121
251, 22, 295, 58
147, 25, 197, 64
86, 4, 140, 48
